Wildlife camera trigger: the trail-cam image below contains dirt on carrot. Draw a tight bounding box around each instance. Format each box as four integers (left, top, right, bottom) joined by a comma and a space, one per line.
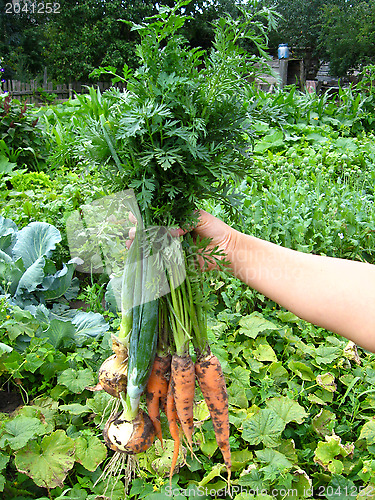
171, 353, 195, 453
166, 376, 181, 485
195, 352, 231, 481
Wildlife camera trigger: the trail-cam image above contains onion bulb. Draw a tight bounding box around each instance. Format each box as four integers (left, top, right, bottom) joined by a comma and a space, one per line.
98, 335, 128, 398
103, 409, 155, 454
98, 354, 128, 398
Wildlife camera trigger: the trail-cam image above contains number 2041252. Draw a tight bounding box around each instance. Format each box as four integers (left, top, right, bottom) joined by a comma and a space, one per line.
5, 2, 61, 14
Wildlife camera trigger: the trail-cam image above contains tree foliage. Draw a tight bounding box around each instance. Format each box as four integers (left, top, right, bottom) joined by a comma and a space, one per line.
2, 0, 375, 82
42, 0, 158, 82
319, 0, 375, 76
1, 0, 241, 82
268, 0, 375, 78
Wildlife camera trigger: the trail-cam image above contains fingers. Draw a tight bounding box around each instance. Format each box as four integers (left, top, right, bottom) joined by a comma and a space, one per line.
129, 212, 137, 225
128, 226, 136, 241
126, 223, 185, 249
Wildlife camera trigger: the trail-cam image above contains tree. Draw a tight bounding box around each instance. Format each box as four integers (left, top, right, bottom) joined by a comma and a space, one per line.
0, 0, 45, 80
319, 0, 375, 76
1, 0, 272, 83
42, 0, 157, 82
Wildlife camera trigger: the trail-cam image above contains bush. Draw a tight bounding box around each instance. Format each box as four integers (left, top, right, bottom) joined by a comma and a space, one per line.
0, 94, 48, 170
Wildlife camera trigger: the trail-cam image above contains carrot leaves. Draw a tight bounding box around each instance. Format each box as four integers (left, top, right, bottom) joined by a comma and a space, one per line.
80, 0, 265, 227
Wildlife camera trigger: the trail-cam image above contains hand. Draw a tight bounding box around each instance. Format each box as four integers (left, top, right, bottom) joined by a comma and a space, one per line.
189, 210, 237, 271
126, 213, 184, 249
125, 209, 237, 271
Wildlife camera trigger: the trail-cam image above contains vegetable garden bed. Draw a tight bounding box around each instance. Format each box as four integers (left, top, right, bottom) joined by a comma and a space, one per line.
1, 2, 375, 499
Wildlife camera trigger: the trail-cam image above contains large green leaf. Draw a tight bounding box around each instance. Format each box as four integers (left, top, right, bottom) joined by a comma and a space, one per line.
314, 435, 354, 472
0, 342, 12, 354
74, 434, 107, 471
0, 451, 10, 471
41, 261, 77, 300
13, 222, 61, 268
43, 318, 76, 349
54, 487, 87, 500
149, 439, 185, 478
314, 346, 341, 366
238, 312, 278, 339
0, 215, 17, 252
3, 305, 41, 340
288, 360, 315, 381
71, 311, 109, 341
252, 339, 277, 362
0, 416, 47, 450
254, 129, 284, 153
15, 429, 75, 489
0, 451, 9, 492
15, 256, 45, 296
359, 418, 375, 445
326, 475, 357, 500
0, 251, 23, 293
237, 468, 271, 491
266, 396, 307, 425
242, 409, 285, 447
316, 372, 337, 393
59, 403, 90, 415
57, 368, 95, 393
255, 448, 293, 470
312, 409, 336, 437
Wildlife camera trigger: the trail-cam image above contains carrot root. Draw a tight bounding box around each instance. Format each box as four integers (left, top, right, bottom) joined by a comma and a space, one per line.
166, 377, 181, 486
145, 354, 171, 447
171, 353, 195, 454
195, 352, 231, 481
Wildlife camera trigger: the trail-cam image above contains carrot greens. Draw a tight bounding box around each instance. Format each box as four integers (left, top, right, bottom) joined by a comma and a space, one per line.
84, 0, 264, 227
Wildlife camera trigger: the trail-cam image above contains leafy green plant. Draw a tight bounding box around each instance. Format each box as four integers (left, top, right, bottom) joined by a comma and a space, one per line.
64, 0, 281, 490
2, 10, 375, 497
75, 9, 261, 225
0, 94, 48, 170
0, 214, 77, 308
0, 215, 110, 352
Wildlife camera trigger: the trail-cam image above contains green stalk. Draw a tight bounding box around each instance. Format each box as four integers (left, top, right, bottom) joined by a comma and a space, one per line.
157, 297, 170, 356
117, 195, 144, 345
123, 218, 159, 420
168, 281, 190, 355
117, 230, 138, 344
185, 272, 207, 355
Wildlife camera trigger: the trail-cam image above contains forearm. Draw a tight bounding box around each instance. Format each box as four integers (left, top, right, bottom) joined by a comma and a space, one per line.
227, 230, 375, 352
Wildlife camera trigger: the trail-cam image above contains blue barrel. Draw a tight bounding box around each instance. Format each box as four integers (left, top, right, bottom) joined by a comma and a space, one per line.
278, 43, 289, 59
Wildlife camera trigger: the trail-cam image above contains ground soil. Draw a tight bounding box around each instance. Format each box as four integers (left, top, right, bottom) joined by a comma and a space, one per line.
0, 391, 24, 413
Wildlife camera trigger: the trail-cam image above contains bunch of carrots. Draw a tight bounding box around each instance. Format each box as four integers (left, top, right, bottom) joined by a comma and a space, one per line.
96, 214, 231, 486
146, 346, 231, 484
84, 0, 258, 488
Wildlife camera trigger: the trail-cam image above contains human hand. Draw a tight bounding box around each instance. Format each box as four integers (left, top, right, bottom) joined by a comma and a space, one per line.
126, 209, 237, 271
189, 210, 237, 271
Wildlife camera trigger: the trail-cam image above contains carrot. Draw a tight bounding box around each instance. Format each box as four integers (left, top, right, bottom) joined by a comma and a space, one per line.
171, 353, 195, 453
145, 354, 171, 446
195, 352, 231, 483
166, 376, 180, 485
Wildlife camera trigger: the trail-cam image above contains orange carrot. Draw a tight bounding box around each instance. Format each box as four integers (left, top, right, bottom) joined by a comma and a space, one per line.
145, 354, 171, 446
171, 353, 195, 453
195, 352, 231, 482
166, 376, 180, 485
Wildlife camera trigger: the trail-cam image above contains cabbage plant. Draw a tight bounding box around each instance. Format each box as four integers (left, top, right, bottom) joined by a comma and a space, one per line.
0, 215, 108, 347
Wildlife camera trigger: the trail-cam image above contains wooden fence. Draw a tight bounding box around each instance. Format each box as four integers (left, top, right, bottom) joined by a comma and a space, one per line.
1, 79, 125, 103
